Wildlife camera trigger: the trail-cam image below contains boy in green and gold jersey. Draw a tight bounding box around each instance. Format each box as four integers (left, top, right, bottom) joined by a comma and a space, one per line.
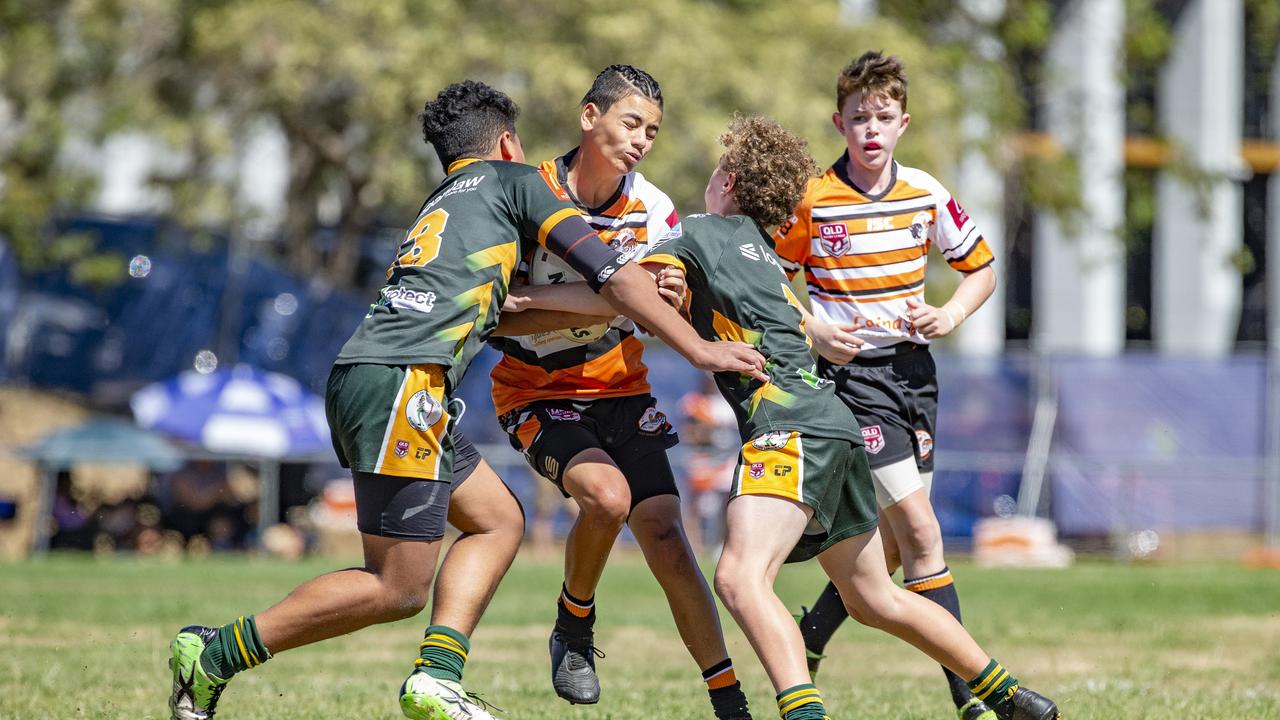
508, 116, 1059, 720
165, 80, 766, 720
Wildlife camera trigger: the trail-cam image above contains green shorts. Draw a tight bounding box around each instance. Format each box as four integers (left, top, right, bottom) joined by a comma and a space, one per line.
731, 430, 879, 563
326, 363, 458, 481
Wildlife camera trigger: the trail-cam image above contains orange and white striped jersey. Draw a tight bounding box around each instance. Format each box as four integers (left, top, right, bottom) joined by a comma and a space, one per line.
489, 149, 681, 417
773, 155, 993, 349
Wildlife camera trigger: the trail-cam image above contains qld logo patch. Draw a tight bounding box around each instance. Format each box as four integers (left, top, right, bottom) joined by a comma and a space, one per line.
915, 429, 934, 460
749, 461, 766, 479
818, 223, 850, 256
545, 408, 581, 422
637, 407, 670, 435
394, 439, 410, 458
861, 424, 885, 454
406, 391, 444, 431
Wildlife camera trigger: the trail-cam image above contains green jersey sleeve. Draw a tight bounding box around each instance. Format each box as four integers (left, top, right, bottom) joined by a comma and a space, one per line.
498, 162, 628, 291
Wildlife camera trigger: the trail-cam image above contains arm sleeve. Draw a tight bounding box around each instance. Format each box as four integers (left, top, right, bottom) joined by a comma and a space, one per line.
510, 166, 626, 291
932, 185, 994, 273
771, 188, 813, 279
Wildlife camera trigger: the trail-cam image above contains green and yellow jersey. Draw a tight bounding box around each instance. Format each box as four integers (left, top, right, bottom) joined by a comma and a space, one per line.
640, 214, 861, 445
335, 158, 626, 390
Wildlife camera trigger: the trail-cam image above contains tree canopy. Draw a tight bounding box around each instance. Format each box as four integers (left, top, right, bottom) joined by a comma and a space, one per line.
0, 0, 1191, 290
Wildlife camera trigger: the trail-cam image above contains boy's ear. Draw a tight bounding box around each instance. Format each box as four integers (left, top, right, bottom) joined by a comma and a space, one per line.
832, 111, 845, 135
898, 112, 911, 136
580, 103, 601, 133
497, 131, 523, 162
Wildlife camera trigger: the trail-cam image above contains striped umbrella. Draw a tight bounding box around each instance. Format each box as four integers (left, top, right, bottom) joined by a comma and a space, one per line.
131, 364, 330, 458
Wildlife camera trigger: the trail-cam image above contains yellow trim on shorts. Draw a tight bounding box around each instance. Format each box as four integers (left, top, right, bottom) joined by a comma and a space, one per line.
736, 432, 803, 501
375, 364, 450, 480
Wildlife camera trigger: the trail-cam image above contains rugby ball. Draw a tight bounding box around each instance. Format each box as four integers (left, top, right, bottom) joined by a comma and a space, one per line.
527, 249, 610, 343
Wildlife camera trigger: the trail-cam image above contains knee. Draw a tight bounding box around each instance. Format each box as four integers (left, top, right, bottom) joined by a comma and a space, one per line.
630, 506, 684, 547
712, 556, 753, 612
841, 588, 902, 631
380, 584, 429, 620
575, 482, 631, 528
900, 520, 943, 564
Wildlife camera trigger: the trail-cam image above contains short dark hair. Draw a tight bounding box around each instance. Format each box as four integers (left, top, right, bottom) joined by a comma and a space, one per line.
719, 115, 819, 228
580, 64, 663, 114
420, 80, 520, 170
837, 50, 908, 112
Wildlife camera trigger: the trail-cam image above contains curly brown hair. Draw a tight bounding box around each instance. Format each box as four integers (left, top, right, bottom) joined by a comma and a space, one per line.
718, 115, 819, 228
836, 50, 908, 112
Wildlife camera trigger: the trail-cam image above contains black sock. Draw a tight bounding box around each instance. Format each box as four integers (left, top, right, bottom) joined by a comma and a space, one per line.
904, 567, 973, 708
555, 584, 596, 636
799, 581, 847, 655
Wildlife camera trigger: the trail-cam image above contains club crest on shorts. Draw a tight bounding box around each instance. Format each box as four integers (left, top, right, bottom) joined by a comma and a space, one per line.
394, 439, 410, 458
861, 424, 885, 454
545, 408, 581, 422
915, 429, 934, 459
406, 390, 443, 431
751, 431, 789, 450
749, 461, 766, 479
637, 406, 670, 435
818, 223, 850, 256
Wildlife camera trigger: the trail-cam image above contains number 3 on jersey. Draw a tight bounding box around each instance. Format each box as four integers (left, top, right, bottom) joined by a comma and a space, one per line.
388, 209, 448, 278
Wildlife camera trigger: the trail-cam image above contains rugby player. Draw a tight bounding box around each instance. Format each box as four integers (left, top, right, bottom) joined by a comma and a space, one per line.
777, 51, 999, 720
491, 65, 751, 719
165, 80, 765, 720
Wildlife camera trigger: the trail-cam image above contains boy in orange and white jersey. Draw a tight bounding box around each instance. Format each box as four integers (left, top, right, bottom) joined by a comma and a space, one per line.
491, 65, 752, 720
774, 51, 1002, 720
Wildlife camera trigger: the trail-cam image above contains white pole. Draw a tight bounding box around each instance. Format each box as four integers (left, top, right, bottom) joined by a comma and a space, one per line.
1033, 0, 1127, 356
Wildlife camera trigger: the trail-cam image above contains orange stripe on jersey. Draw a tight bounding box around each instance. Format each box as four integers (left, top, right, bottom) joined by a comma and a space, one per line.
491, 335, 651, 416
807, 245, 925, 269
807, 268, 924, 294
538, 208, 581, 248
948, 237, 994, 272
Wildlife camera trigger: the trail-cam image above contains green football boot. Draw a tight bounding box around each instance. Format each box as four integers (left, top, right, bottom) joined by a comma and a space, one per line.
958, 697, 997, 720
400, 670, 500, 720
168, 626, 229, 720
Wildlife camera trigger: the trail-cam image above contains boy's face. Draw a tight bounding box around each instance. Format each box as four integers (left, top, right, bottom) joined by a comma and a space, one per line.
703, 158, 735, 215
581, 94, 663, 175
833, 91, 909, 176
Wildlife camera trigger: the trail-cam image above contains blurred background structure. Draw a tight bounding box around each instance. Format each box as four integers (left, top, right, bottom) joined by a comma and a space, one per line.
1, 0, 1278, 562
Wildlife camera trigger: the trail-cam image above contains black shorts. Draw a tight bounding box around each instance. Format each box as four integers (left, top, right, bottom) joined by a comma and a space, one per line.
353, 430, 483, 540
500, 395, 679, 509
819, 343, 938, 473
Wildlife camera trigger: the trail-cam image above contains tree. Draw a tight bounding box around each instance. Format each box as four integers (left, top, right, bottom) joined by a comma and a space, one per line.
1, 0, 1192, 291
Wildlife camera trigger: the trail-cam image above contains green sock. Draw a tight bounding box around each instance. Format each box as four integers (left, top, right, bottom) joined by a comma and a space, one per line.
416, 625, 470, 683
777, 682, 826, 720
201, 615, 271, 679
968, 658, 1020, 709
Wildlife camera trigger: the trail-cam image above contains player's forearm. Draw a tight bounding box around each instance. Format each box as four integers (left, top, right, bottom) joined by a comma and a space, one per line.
943, 265, 996, 324
599, 264, 707, 360
491, 309, 612, 337
513, 281, 617, 316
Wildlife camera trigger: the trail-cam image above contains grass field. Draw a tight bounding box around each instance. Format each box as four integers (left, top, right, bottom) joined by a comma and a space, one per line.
2, 551, 1279, 719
